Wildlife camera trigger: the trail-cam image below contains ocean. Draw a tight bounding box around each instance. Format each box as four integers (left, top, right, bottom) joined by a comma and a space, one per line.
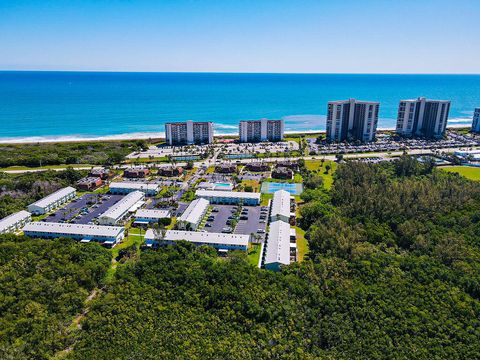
0, 71, 479, 142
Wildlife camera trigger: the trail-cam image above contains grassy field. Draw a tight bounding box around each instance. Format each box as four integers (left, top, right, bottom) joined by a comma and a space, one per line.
239, 179, 261, 192
304, 159, 337, 189
439, 166, 480, 181
247, 243, 262, 267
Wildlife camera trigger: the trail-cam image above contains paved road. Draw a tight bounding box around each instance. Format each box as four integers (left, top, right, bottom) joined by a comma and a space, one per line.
3, 146, 479, 174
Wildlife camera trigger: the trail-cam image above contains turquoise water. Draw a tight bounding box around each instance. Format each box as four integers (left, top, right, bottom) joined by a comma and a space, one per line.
0, 71, 479, 141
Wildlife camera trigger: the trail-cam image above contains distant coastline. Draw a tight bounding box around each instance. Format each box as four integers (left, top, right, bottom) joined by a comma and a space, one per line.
0, 124, 471, 145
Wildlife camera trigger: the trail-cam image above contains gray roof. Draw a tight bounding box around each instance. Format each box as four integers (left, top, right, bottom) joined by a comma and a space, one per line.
0, 210, 31, 232
23, 221, 124, 238
109, 181, 159, 192
270, 190, 291, 220
196, 189, 260, 200
99, 191, 145, 222
29, 186, 76, 209
145, 229, 249, 247
177, 198, 209, 225
135, 208, 171, 219
264, 220, 291, 266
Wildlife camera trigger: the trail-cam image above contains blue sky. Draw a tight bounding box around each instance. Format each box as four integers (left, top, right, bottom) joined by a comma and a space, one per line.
0, 0, 479, 73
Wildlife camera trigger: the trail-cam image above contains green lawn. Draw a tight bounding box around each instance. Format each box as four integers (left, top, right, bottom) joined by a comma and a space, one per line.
304, 159, 337, 189
294, 226, 308, 262
239, 179, 261, 192
439, 166, 480, 181
247, 243, 262, 267
260, 193, 273, 206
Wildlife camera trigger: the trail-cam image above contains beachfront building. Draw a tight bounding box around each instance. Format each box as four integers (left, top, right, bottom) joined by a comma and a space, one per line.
134, 209, 171, 226
23, 222, 125, 247
239, 119, 284, 143
396, 97, 451, 139
270, 190, 291, 223
27, 186, 76, 215
195, 189, 261, 206
109, 182, 159, 196
326, 99, 380, 143
97, 191, 145, 226
144, 229, 249, 252
165, 120, 214, 145
0, 210, 32, 234
263, 220, 294, 271
177, 198, 209, 230
472, 108, 480, 133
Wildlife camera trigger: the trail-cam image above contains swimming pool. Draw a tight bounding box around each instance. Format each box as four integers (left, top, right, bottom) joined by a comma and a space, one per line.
213, 182, 234, 191
261, 182, 303, 195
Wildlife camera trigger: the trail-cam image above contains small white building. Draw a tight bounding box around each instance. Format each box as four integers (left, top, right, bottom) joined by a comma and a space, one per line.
270, 189, 291, 223
177, 198, 209, 230
28, 186, 76, 215
264, 220, 293, 271
0, 210, 32, 234
109, 182, 159, 196
144, 229, 249, 251
134, 208, 171, 225
98, 191, 145, 226
22, 221, 125, 247
195, 189, 260, 205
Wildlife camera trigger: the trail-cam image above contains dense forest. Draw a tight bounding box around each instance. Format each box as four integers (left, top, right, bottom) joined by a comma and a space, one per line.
0, 140, 146, 168
0, 168, 87, 218
0, 235, 111, 359
2, 157, 480, 358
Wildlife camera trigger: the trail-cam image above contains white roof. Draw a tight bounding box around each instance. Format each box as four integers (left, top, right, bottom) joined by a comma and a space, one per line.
145, 229, 249, 247
99, 191, 145, 222
0, 210, 31, 231
178, 198, 209, 224
29, 187, 76, 209
271, 190, 291, 220
135, 208, 171, 219
265, 220, 291, 266
195, 189, 260, 200
23, 221, 124, 238
109, 182, 159, 192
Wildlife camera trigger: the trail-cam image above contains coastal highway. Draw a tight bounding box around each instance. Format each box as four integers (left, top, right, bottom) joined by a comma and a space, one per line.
2, 146, 478, 174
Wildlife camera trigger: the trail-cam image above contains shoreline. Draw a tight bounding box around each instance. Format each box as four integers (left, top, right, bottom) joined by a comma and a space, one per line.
0, 124, 471, 145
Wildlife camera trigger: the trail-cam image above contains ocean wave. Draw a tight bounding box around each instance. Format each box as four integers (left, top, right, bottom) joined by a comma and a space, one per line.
0, 132, 166, 144
214, 123, 238, 130
448, 117, 472, 123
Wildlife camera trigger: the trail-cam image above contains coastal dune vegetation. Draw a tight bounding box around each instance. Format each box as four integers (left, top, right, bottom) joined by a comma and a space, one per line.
0, 140, 147, 168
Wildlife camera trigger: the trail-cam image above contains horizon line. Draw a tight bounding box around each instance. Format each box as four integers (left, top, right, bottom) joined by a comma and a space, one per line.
1, 69, 480, 76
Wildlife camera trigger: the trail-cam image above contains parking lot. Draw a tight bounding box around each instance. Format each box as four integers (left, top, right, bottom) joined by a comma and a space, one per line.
234, 205, 267, 237
202, 204, 267, 237
73, 194, 124, 224
44, 193, 124, 225
203, 204, 235, 233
